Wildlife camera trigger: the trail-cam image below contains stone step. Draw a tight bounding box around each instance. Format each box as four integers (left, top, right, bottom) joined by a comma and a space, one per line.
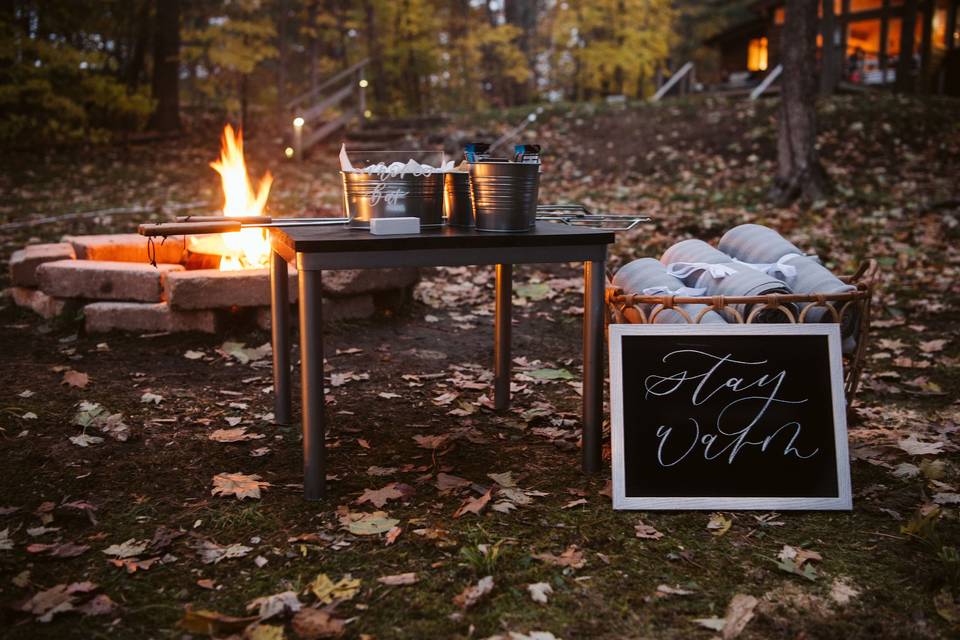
37, 260, 183, 302
9, 287, 74, 319
85, 301, 217, 334
166, 268, 300, 310
63, 233, 186, 264
9, 243, 77, 287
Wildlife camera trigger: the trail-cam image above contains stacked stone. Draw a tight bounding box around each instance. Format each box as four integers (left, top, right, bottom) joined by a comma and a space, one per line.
7, 233, 419, 334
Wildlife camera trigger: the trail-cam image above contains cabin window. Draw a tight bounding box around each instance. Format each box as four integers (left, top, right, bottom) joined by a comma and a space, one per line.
747, 37, 768, 71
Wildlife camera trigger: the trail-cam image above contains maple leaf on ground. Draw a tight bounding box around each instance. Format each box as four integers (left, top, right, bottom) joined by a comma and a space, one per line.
377, 572, 418, 586
413, 434, 449, 450
196, 540, 253, 564
830, 577, 861, 605
897, 435, 944, 456
102, 538, 149, 559
208, 428, 265, 443
109, 557, 160, 573
211, 473, 270, 500
339, 510, 399, 536
246, 590, 302, 620
21, 582, 98, 623
528, 582, 553, 604
436, 472, 472, 491
453, 575, 494, 609
454, 489, 492, 518
385, 526, 402, 545
635, 519, 664, 540
918, 339, 948, 353
307, 573, 361, 604
26, 542, 89, 558
533, 544, 585, 569
178, 606, 258, 635
291, 608, 345, 639
355, 482, 414, 508
62, 370, 89, 388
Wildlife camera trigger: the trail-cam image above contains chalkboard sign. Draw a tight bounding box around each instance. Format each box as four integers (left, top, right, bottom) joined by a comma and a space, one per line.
609, 324, 851, 510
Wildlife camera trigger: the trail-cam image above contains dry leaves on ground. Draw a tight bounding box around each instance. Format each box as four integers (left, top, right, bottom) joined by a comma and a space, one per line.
533, 545, 585, 569
355, 482, 414, 508
62, 370, 89, 388
454, 575, 494, 609
338, 510, 399, 536
694, 593, 758, 639
195, 540, 253, 564
454, 489, 492, 518
377, 572, 418, 586
307, 573, 361, 604
635, 519, 664, 540
291, 608, 345, 638
208, 427, 265, 443
211, 473, 270, 500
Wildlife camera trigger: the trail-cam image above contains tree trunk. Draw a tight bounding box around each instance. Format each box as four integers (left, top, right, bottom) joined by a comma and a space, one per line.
125, 0, 151, 92
504, 0, 537, 105
770, 0, 827, 206
895, 0, 918, 93
148, 0, 181, 132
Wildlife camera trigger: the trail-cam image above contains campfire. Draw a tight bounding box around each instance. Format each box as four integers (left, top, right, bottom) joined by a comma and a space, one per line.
187, 125, 273, 271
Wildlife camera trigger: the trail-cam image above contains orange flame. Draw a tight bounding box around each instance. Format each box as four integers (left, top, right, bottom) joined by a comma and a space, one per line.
211, 124, 272, 271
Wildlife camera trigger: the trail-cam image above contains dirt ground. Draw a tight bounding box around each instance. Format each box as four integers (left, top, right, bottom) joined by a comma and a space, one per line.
0, 94, 958, 639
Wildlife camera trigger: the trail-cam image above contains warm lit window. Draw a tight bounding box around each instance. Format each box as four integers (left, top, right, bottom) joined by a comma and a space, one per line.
747, 37, 769, 71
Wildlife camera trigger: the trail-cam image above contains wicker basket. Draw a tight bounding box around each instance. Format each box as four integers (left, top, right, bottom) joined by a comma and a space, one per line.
605, 260, 878, 403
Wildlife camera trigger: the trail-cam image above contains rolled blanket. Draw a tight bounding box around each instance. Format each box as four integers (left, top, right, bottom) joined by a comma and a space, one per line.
660, 239, 797, 323
718, 224, 859, 349
613, 258, 726, 324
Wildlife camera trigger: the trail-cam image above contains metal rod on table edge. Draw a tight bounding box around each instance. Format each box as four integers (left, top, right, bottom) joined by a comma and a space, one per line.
138, 219, 350, 236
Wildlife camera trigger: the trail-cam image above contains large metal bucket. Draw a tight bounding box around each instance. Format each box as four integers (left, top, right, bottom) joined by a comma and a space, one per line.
341, 171, 444, 229
444, 172, 474, 228
469, 162, 540, 232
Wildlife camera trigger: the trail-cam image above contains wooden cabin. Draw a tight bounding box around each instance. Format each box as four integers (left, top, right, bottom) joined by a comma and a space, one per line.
707, 0, 960, 94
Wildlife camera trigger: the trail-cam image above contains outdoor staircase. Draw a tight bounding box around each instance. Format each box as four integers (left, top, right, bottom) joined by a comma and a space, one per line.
285, 60, 449, 158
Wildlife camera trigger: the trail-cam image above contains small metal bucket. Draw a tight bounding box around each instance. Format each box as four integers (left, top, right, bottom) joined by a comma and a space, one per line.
444, 172, 474, 228
341, 171, 444, 229
469, 162, 540, 232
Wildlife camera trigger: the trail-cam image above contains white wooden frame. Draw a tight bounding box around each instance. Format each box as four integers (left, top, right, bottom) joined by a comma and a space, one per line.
609, 324, 852, 510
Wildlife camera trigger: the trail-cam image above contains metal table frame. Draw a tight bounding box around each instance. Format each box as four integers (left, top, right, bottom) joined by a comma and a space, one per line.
268, 223, 612, 500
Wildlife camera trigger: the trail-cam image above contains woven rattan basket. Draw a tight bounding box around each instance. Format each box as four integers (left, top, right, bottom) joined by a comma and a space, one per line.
605, 260, 878, 403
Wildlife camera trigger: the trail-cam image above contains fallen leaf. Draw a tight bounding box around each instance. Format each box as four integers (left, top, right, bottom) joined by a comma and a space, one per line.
356, 483, 414, 508
385, 526, 402, 545
0, 528, 13, 551
657, 584, 695, 597
528, 582, 553, 604
246, 590, 302, 620
196, 540, 253, 564
533, 544, 585, 569
918, 339, 947, 353
209, 428, 265, 443
307, 573, 361, 604
562, 498, 588, 509
78, 594, 116, 617
69, 433, 104, 447
635, 520, 664, 540
62, 370, 89, 388
184, 350, 204, 360
102, 538, 149, 559
436, 473, 472, 491
140, 392, 163, 405
378, 572, 418, 586
487, 471, 517, 487
721, 593, 758, 639
707, 513, 732, 536
178, 606, 258, 635
527, 367, 575, 380
453, 575, 494, 609
26, 542, 90, 558
830, 577, 861, 605
454, 489, 492, 518
211, 473, 270, 500
109, 557, 160, 573
291, 608, 345, 639
413, 434, 449, 450
340, 510, 399, 536
247, 624, 287, 640
897, 435, 944, 456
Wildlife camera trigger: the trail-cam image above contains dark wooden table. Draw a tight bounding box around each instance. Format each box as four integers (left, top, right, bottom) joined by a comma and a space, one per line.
268, 222, 615, 500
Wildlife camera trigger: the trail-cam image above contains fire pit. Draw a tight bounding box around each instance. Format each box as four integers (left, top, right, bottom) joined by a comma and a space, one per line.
6, 125, 419, 332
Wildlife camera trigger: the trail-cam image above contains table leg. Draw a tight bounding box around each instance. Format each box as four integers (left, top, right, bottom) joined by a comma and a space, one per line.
298, 265, 326, 500
495, 263, 512, 411
270, 250, 291, 426
582, 259, 605, 473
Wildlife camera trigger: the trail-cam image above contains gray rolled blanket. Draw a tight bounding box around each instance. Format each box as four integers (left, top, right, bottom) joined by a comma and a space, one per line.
660, 239, 797, 323
613, 258, 726, 324
718, 224, 859, 350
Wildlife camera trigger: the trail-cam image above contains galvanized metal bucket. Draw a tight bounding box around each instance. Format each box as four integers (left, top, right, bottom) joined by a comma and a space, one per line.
341, 171, 445, 229
469, 162, 540, 232
444, 172, 474, 228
